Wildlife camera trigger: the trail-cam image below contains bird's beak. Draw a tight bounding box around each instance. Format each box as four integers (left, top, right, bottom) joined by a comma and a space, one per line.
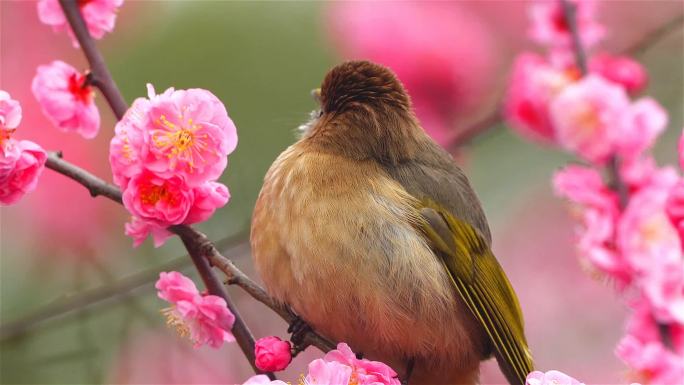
311, 88, 321, 104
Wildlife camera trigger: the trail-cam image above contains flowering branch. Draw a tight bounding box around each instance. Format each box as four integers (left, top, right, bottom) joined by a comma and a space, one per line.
58, 0, 127, 119
45, 151, 336, 351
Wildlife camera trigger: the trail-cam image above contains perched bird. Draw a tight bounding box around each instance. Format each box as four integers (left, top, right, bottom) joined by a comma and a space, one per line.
250, 60, 533, 385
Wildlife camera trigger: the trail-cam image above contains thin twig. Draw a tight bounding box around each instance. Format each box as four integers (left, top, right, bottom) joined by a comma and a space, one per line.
561, 0, 675, 351
623, 14, 684, 57
58, 0, 127, 119
45, 152, 336, 354
0, 235, 248, 342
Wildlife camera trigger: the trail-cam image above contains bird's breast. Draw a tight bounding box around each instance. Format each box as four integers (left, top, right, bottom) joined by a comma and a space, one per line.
251, 144, 483, 375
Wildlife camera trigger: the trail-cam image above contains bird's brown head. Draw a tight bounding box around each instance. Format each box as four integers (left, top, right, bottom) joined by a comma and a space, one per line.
305, 60, 426, 164
319, 60, 411, 114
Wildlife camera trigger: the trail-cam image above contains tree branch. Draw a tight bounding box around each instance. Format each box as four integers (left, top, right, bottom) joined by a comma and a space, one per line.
58, 0, 128, 120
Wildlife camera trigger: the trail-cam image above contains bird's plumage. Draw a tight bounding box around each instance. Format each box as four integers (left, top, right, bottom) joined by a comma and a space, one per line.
250, 60, 532, 384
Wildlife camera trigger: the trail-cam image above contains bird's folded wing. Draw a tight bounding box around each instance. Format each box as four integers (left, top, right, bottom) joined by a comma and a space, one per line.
418, 201, 534, 385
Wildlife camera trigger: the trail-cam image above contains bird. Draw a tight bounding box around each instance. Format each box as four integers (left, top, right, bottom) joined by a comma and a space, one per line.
250, 60, 533, 385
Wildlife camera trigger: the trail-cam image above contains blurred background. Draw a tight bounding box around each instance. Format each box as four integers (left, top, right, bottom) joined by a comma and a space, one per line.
1, 1, 682, 384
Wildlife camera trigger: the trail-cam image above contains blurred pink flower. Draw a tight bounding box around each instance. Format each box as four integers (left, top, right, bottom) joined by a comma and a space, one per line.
553, 165, 617, 210
109, 96, 147, 187
528, 0, 604, 50
590, 54, 648, 95
666, 180, 684, 242
254, 336, 292, 372
504, 53, 580, 143
617, 98, 668, 160
327, 1, 497, 147
641, 263, 684, 324
324, 343, 400, 385
32, 60, 100, 139
37, 0, 123, 47
0, 139, 47, 205
550, 75, 631, 163
304, 359, 353, 385
156, 271, 235, 348
617, 169, 681, 274
122, 171, 194, 226
0, 91, 22, 131
616, 334, 684, 385
525, 370, 584, 385
124, 216, 172, 248
243, 375, 289, 385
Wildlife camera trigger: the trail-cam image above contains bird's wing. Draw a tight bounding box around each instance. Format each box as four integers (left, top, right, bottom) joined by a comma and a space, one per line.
417, 200, 534, 385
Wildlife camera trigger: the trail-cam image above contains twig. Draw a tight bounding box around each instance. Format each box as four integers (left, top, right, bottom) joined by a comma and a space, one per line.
0, 235, 248, 341
58, 0, 127, 119
45, 152, 336, 353
623, 14, 684, 57
561, 0, 675, 351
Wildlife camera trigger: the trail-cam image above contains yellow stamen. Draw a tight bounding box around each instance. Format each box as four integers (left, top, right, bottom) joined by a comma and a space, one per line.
161, 307, 190, 338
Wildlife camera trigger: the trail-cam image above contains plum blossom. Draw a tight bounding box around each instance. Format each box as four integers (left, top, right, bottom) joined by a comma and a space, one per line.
305, 359, 353, 385
124, 216, 172, 248
550, 75, 632, 163
616, 334, 684, 385
122, 172, 195, 226
155, 271, 235, 348
242, 375, 289, 385
32, 61, 100, 139
590, 54, 648, 95
254, 336, 292, 372
323, 343, 401, 385
617, 99, 668, 160
528, 0, 604, 50
0, 91, 22, 131
0, 140, 47, 206
37, 0, 123, 47
525, 370, 585, 385
504, 53, 580, 143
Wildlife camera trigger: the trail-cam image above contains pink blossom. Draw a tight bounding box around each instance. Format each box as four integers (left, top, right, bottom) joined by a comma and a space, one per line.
324, 343, 400, 385
550, 75, 632, 163
0, 139, 47, 205
666, 180, 684, 241
590, 54, 648, 94
139, 85, 237, 187
184, 181, 230, 224
109, 97, 149, 188
641, 263, 684, 324
254, 336, 292, 372
618, 98, 668, 159
617, 170, 681, 274
0, 91, 22, 131
242, 375, 289, 385
504, 53, 580, 143
37, 0, 123, 47
32, 61, 100, 139
327, 1, 497, 147
528, 0, 604, 50
616, 334, 684, 385
525, 370, 584, 385
124, 216, 172, 248
156, 271, 235, 348
552, 165, 617, 210
122, 171, 194, 226
305, 359, 353, 385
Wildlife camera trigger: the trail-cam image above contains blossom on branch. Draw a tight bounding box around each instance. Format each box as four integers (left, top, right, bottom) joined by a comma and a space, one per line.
254, 336, 292, 372
110, 84, 236, 246
155, 271, 235, 348
525, 370, 585, 385
0, 91, 22, 131
528, 0, 604, 51
589, 54, 648, 95
37, 0, 123, 47
32, 60, 100, 139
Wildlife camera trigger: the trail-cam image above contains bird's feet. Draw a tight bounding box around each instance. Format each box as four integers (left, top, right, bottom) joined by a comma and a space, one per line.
287, 314, 312, 356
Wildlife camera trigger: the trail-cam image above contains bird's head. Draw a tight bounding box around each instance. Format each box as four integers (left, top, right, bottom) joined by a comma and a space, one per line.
303, 61, 427, 164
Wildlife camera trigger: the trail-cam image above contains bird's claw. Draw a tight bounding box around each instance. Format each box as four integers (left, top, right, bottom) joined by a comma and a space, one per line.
287, 315, 312, 356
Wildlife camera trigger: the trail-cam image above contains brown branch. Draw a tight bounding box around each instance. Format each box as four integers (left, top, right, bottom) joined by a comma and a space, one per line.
561, 0, 676, 351
58, 0, 128, 120
45, 152, 335, 352
623, 14, 684, 57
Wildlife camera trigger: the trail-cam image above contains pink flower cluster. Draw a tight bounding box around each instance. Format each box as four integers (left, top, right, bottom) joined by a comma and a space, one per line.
110, 84, 237, 247
506, 1, 684, 383
526, 370, 585, 385
244, 343, 400, 385
32, 61, 100, 139
155, 271, 235, 348
0, 91, 47, 206
37, 0, 123, 47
